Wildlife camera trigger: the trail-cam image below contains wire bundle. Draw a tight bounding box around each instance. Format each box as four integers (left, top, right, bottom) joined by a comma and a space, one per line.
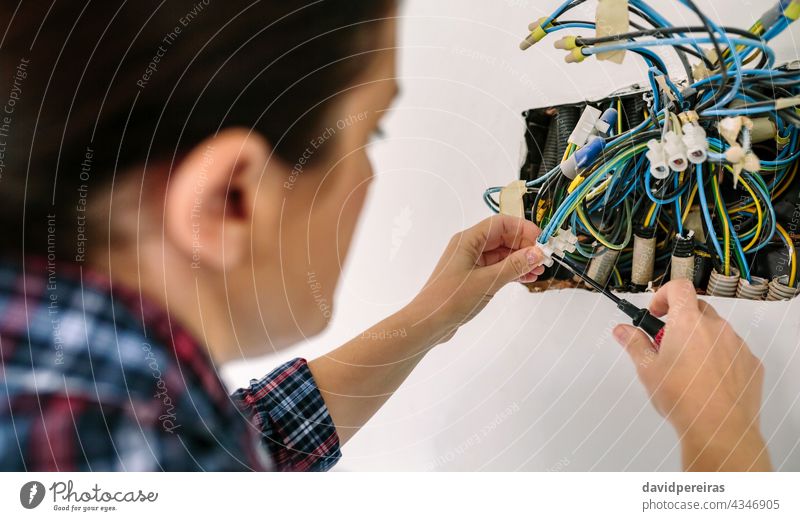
484, 0, 800, 297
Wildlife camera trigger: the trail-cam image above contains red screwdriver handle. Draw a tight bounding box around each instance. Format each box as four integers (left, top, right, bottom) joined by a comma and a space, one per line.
653, 327, 665, 351
633, 310, 666, 351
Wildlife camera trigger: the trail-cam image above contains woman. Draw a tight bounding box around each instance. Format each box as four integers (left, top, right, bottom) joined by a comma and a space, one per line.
0, 1, 769, 471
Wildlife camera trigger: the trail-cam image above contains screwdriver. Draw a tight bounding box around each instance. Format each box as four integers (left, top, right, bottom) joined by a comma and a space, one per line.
549, 254, 666, 349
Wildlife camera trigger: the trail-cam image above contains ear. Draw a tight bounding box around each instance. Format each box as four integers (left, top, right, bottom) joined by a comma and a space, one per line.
164, 127, 269, 271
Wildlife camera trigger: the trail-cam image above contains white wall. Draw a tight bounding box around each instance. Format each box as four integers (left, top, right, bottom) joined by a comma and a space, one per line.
223, 0, 800, 471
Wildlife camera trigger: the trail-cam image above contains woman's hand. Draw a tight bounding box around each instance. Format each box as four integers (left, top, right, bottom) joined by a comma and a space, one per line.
409, 215, 545, 343
614, 280, 771, 471
311, 214, 545, 443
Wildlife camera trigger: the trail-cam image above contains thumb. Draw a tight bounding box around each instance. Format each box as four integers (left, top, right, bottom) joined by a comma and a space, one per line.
613, 324, 656, 368
480, 247, 542, 292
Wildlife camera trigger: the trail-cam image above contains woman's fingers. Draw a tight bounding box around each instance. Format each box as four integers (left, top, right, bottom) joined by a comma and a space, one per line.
614, 324, 657, 367
518, 265, 546, 283
695, 299, 720, 318
478, 246, 514, 267
480, 246, 543, 292
470, 215, 541, 254
469, 217, 547, 292
648, 279, 699, 318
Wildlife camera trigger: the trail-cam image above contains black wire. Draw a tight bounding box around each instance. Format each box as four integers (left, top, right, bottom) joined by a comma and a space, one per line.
575, 25, 761, 46
702, 85, 800, 126
628, 5, 703, 77
682, 0, 730, 112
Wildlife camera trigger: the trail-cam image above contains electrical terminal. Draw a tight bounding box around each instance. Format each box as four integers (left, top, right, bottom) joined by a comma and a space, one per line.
567, 106, 616, 146
663, 131, 688, 172
598, 108, 618, 136
538, 228, 578, 268
568, 106, 602, 146
786, 0, 800, 22
554, 36, 586, 63
520, 17, 552, 50
564, 47, 587, 63
560, 136, 606, 180
724, 146, 761, 188
554, 36, 579, 50
681, 123, 708, 164
645, 139, 669, 179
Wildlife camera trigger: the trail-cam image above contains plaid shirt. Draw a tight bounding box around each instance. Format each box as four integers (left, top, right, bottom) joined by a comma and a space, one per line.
0, 257, 341, 471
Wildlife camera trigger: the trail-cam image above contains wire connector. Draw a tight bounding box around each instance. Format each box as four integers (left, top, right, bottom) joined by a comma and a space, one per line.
554, 36, 579, 50
598, 108, 618, 137
664, 131, 689, 172
681, 123, 708, 164
645, 139, 670, 179
786, 0, 800, 22
564, 47, 587, 63
560, 136, 606, 180
538, 228, 579, 268
520, 17, 552, 50
568, 106, 602, 146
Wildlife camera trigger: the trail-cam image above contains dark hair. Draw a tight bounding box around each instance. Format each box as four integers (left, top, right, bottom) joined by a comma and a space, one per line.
0, 0, 395, 259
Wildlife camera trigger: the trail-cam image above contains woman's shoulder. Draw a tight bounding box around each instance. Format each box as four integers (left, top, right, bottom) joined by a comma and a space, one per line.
0, 256, 187, 403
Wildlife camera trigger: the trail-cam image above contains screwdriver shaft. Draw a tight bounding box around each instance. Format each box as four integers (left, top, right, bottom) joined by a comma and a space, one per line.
550, 254, 621, 304
548, 253, 666, 348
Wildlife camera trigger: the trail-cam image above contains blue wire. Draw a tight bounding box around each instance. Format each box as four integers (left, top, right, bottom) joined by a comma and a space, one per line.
545, 23, 595, 33
524, 0, 797, 273
649, 67, 686, 106
539, 0, 578, 30
630, 0, 705, 54
763, 15, 790, 41
635, 48, 669, 74
645, 171, 688, 204
678, 0, 749, 110
647, 68, 662, 112
540, 117, 655, 243
703, 105, 789, 117
526, 166, 561, 187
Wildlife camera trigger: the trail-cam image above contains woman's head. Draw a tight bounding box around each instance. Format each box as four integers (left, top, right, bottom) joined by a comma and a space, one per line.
0, 1, 399, 359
